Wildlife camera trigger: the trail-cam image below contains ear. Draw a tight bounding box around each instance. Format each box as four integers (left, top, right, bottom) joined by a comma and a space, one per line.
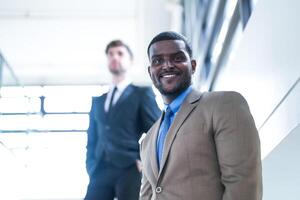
147, 66, 152, 78
191, 59, 197, 74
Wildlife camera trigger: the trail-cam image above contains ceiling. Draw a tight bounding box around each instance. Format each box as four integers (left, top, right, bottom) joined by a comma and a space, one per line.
0, 0, 174, 86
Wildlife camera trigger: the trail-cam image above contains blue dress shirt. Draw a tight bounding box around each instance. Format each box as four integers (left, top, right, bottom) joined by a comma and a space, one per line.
156, 86, 193, 168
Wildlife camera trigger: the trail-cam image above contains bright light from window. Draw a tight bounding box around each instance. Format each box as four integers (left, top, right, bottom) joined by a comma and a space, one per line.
43, 85, 108, 97
0, 115, 32, 130
0, 114, 87, 132
45, 96, 92, 113
0, 97, 40, 113
35, 114, 89, 130
252, 0, 259, 7
0, 142, 21, 200
0, 132, 89, 199
0, 86, 26, 97
212, 0, 238, 64
0, 84, 109, 199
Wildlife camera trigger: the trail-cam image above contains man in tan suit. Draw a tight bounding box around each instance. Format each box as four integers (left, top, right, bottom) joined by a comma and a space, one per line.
139, 31, 262, 200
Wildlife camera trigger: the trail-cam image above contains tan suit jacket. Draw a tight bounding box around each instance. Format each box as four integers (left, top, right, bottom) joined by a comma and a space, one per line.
139, 90, 262, 200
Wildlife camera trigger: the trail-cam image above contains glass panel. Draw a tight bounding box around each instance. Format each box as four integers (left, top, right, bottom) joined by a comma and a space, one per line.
0, 115, 32, 130
0, 86, 26, 97
0, 85, 109, 98
211, 0, 238, 63
43, 85, 108, 97
0, 140, 21, 200
0, 132, 88, 199
0, 97, 40, 113
45, 96, 92, 113
0, 114, 88, 131
36, 114, 89, 130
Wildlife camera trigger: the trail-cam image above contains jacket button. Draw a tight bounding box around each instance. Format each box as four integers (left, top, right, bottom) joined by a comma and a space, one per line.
155, 186, 162, 193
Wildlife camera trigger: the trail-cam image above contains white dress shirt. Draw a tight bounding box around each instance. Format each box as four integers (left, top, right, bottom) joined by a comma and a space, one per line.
104, 78, 131, 112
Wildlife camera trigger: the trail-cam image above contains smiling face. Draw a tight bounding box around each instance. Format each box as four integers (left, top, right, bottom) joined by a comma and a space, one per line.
148, 40, 196, 103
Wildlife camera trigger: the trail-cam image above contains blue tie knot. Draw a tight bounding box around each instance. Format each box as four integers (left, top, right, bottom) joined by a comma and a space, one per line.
165, 106, 172, 119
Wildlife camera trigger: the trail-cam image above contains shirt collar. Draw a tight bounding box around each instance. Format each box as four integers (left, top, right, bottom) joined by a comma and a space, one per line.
110, 78, 131, 92
164, 86, 193, 114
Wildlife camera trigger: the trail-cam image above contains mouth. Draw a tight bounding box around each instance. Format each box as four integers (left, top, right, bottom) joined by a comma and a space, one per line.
159, 72, 180, 84
161, 74, 176, 78
159, 71, 180, 79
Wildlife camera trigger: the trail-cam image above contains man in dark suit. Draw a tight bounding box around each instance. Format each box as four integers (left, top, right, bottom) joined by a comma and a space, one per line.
84, 40, 161, 200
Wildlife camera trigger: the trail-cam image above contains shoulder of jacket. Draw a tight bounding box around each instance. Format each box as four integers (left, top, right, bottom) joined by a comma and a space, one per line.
201, 91, 248, 111
132, 85, 154, 96
131, 84, 151, 91
202, 91, 244, 99
92, 93, 106, 101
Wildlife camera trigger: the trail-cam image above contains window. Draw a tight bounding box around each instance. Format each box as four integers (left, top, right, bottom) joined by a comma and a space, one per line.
0, 85, 108, 199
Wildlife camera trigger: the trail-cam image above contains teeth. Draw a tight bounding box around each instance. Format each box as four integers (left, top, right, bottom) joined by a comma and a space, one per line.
163, 74, 176, 78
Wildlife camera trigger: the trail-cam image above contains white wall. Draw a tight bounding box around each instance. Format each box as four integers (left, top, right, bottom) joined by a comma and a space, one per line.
262, 124, 300, 200
211, 0, 300, 199
134, 0, 177, 85
0, 0, 176, 86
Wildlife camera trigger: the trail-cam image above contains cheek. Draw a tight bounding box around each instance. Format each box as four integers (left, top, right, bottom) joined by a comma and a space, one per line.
149, 72, 157, 82
148, 68, 155, 78
152, 71, 160, 82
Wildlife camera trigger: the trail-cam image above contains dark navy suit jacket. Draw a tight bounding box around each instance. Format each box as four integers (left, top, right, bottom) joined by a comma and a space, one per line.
86, 84, 161, 176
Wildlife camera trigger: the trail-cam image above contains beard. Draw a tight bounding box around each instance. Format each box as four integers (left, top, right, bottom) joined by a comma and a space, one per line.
154, 74, 192, 96
109, 68, 123, 75
109, 64, 126, 76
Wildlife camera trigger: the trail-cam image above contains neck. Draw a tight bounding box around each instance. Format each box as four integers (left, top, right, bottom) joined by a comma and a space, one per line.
161, 86, 191, 105
112, 74, 126, 85
162, 94, 177, 105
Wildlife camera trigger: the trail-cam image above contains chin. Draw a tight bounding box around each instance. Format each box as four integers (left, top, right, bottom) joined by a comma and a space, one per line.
159, 87, 179, 96
110, 69, 122, 75
160, 83, 190, 96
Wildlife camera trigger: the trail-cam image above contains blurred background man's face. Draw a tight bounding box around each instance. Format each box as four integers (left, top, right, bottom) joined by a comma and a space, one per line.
107, 46, 132, 76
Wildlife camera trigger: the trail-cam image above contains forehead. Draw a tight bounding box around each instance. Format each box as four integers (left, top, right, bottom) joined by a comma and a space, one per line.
149, 40, 187, 57
107, 45, 128, 54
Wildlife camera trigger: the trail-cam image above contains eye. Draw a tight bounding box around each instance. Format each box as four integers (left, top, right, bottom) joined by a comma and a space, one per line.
173, 54, 186, 62
151, 57, 163, 66
118, 51, 123, 57
108, 52, 114, 57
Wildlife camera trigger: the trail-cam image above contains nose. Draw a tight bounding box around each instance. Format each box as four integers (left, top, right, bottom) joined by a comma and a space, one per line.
108, 53, 120, 64
162, 59, 173, 69
112, 53, 119, 60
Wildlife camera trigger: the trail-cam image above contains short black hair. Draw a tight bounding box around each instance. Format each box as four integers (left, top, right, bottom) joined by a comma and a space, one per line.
147, 31, 192, 57
105, 40, 133, 59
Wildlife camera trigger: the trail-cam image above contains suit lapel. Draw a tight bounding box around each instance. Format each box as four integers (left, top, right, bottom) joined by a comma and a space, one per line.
158, 90, 202, 177
149, 116, 162, 179
109, 84, 134, 115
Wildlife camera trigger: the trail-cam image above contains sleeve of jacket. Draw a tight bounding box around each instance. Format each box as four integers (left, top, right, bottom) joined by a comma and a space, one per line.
86, 97, 97, 177
139, 140, 153, 200
213, 92, 263, 200
138, 87, 161, 133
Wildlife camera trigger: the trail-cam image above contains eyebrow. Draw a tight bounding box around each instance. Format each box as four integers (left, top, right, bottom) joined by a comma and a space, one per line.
150, 50, 185, 59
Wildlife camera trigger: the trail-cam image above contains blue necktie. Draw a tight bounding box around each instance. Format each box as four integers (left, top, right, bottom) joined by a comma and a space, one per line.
157, 107, 173, 168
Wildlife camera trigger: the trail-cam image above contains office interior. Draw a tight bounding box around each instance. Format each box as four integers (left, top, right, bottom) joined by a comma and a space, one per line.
0, 0, 299, 199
